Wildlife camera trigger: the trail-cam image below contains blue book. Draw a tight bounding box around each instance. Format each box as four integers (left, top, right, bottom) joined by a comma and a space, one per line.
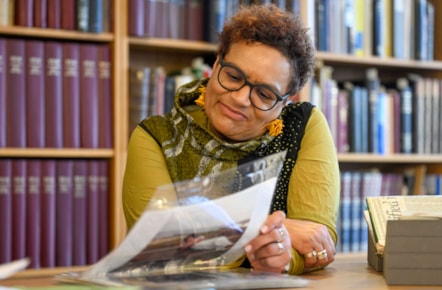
88, 0, 103, 33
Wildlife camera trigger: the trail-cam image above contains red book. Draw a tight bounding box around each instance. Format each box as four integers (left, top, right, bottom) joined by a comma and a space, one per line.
168, 0, 185, 39
97, 44, 112, 148
41, 159, 56, 267
26, 159, 41, 268
61, 0, 76, 30
102, 0, 112, 32
0, 38, 6, 147
56, 159, 74, 266
45, 41, 63, 148
26, 40, 46, 148
15, 0, 34, 27
87, 160, 100, 264
47, 0, 61, 28
79, 44, 99, 148
145, 0, 168, 37
185, 0, 204, 41
6, 39, 26, 148
129, 0, 144, 36
73, 160, 88, 266
33, 0, 47, 27
62, 43, 81, 148
0, 159, 12, 263
11, 159, 27, 261
97, 160, 109, 258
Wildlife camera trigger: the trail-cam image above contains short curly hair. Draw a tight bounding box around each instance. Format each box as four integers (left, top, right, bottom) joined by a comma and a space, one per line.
217, 4, 315, 95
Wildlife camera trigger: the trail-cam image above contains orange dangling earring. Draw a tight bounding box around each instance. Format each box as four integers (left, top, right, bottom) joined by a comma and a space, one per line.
195, 86, 206, 107
266, 119, 284, 137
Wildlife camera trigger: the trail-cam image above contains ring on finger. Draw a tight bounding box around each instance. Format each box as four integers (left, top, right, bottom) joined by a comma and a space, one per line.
276, 242, 284, 255
278, 228, 285, 241
304, 250, 317, 259
317, 249, 327, 260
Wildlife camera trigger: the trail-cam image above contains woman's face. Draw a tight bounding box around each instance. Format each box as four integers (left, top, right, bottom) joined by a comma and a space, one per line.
205, 41, 292, 142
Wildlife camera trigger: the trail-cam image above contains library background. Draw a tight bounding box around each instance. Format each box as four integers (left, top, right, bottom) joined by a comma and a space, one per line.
0, 0, 441, 270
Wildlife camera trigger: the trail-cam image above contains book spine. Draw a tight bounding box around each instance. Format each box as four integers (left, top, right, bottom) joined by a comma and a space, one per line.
185, 0, 203, 41
168, 0, 185, 39
15, 0, 33, 26
79, 44, 99, 148
6, 39, 26, 148
41, 159, 56, 267
145, 0, 168, 38
87, 160, 100, 264
88, 0, 103, 32
33, 0, 47, 28
97, 160, 109, 258
0, 38, 5, 147
205, 0, 226, 43
76, 0, 90, 32
11, 159, 26, 260
26, 40, 45, 148
97, 44, 112, 148
0, 159, 12, 263
47, 0, 61, 28
128, 66, 150, 135
62, 42, 81, 148
26, 159, 41, 268
56, 159, 73, 266
101, 0, 112, 32
45, 41, 63, 148
0, 0, 10, 26
128, 0, 144, 36
73, 160, 88, 266
61, 0, 76, 30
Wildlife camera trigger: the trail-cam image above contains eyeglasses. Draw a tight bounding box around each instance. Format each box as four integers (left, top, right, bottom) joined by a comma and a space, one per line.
217, 57, 290, 111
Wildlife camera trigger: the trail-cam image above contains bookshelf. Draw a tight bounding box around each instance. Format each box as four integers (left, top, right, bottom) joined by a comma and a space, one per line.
1, 0, 442, 269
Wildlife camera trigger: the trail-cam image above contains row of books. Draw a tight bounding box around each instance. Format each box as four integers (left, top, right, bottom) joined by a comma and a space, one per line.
337, 170, 441, 253
0, 0, 112, 33
128, 58, 212, 135
0, 38, 112, 149
0, 158, 110, 268
313, 66, 442, 154
311, 0, 435, 61
128, 0, 301, 42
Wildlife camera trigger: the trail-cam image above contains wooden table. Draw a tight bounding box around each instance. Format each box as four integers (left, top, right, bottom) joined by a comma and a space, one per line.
0, 253, 440, 289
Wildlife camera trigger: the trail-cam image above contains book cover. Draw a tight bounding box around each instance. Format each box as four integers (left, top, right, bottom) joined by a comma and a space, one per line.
0, 38, 5, 147
87, 160, 100, 264
101, 0, 112, 32
0, 0, 10, 26
73, 160, 88, 266
56, 159, 74, 266
45, 41, 63, 148
339, 171, 352, 253
47, 0, 61, 28
97, 44, 112, 148
0, 159, 12, 263
26, 40, 45, 148
97, 160, 109, 258
33, 0, 47, 28
366, 68, 380, 153
128, 66, 150, 136
163, 75, 176, 114
336, 90, 349, 153
11, 159, 27, 261
14, 0, 33, 26
185, 0, 203, 41
431, 79, 439, 154
79, 44, 99, 148
61, 0, 76, 30
6, 39, 26, 148
88, 0, 103, 33
41, 159, 56, 267
204, 0, 226, 43
397, 78, 413, 153
26, 159, 41, 268
76, 0, 90, 32
350, 172, 362, 252
168, 0, 185, 39
62, 42, 81, 148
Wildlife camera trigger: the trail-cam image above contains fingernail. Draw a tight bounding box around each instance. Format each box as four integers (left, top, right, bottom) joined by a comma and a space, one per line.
245, 244, 252, 253
260, 225, 268, 233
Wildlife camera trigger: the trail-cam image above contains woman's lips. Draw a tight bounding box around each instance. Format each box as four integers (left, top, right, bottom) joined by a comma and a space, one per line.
218, 102, 247, 121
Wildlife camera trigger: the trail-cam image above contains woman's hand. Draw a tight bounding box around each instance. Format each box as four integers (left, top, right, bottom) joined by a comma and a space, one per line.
244, 211, 292, 273
284, 219, 336, 272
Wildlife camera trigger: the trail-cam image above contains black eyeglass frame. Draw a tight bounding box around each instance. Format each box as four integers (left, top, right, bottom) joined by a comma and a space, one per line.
217, 57, 291, 111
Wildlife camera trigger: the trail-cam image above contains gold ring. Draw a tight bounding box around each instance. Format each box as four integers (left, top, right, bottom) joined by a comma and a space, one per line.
317, 249, 327, 260
276, 242, 284, 255
304, 250, 317, 258
278, 228, 285, 241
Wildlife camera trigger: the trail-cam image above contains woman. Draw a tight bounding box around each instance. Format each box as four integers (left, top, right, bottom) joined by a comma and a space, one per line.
123, 4, 340, 275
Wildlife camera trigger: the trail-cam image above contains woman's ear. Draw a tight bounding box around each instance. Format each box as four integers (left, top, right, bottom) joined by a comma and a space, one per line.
212, 55, 221, 70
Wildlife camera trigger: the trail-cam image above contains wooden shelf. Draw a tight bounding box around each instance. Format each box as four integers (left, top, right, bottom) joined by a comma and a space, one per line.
129, 37, 218, 52
338, 153, 442, 164
0, 26, 114, 42
0, 148, 114, 158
